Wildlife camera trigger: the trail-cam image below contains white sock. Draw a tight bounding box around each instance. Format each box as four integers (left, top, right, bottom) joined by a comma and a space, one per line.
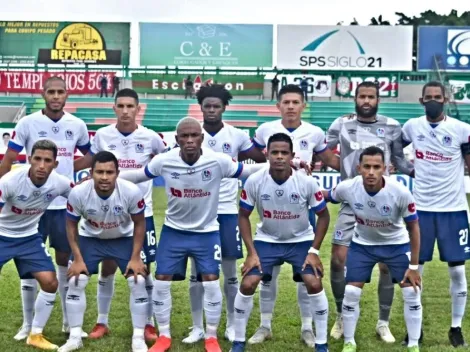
402, 286, 422, 347
145, 275, 155, 326
57, 265, 69, 326
309, 289, 329, 344
221, 258, 238, 329
153, 280, 172, 338
66, 275, 89, 339
298, 282, 313, 332
97, 274, 115, 326
259, 265, 280, 329
234, 291, 254, 342
342, 285, 362, 345
127, 276, 148, 333
20, 279, 37, 327
188, 258, 204, 330
203, 280, 223, 339
31, 290, 56, 334
449, 265, 467, 328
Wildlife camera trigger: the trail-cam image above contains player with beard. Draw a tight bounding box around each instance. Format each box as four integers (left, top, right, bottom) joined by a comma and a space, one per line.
0, 76, 91, 340
327, 81, 414, 343
183, 84, 266, 344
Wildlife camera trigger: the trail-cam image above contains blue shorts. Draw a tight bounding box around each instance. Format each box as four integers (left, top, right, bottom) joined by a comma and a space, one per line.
141, 216, 157, 265
418, 210, 470, 263
218, 214, 243, 259
0, 234, 56, 279
156, 225, 221, 281
247, 240, 315, 282
79, 236, 133, 275
308, 208, 316, 232
345, 241, 410, 284
39, 209, 70, 253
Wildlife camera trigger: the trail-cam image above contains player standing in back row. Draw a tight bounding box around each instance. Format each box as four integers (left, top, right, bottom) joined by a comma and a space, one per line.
402, 81, 470, 347
250, 84, 339, 347
184, 84, 266, 344
326, 81, 414, 343
74, 88, 166, 343
0, 76, 91, 340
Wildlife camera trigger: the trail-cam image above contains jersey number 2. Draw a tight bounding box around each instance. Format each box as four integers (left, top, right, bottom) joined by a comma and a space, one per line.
41, 243, 51, 258
459, 229, 469, 246
214, 244, 222, 261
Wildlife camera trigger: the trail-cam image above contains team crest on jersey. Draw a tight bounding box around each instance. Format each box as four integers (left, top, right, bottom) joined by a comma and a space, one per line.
65, 130, 74, 140
108, 144, 116, 150
202, 169, 212, 181
442, 135, 452, 146
299, 140, 309, 150
208, 140, 216, 147
376, 128, 385, 138
135, 143, 144, 153
289, 192, 300, 204
16, 195, 28, 201
52, 126, 60, 134
368, 201, 376, 208
101, 205, 109, 212
430, 131, 436, 138
275, 190, 284, 197
44, 193, 53, 202
261, 194, 271, 201
417, 134, 425, 141
86, 209, 97, 215
122, 139, 129, 146
33, 191, 41, 198
222, 142, 232, 153
334, 230, 343, 240
38, 131, 48, 137
380, 204, 392, 216
113, 205, 123, 216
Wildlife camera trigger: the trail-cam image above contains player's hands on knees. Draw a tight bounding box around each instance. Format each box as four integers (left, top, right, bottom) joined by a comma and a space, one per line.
241, 253, 262, 277
68, 260, 89, 286
303, 253, 323, 279
401, 269, 421, 293
125, 257, 148, 282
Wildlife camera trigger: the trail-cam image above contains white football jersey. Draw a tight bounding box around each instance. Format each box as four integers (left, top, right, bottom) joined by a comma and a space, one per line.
0, 167, 72, 238
330, 176, 418, 246
66, 179, 145, 239
253, 119, 327, 168
9, 110, 90, 209
403, 116, 470, 212
145, 147, 243, 232
202, 123, 253, 214
90, 124, 166, 217
240, 168, 326, 243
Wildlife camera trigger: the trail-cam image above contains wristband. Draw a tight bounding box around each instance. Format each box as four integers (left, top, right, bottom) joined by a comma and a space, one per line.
409, 264, 419, 270
308, 247, 320, 255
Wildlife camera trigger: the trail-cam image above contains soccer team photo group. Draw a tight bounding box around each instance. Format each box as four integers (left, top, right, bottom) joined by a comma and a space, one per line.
1, 5, 470, 352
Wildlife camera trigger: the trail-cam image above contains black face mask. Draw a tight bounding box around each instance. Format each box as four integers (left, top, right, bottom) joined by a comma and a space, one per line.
423, 100, 444, 120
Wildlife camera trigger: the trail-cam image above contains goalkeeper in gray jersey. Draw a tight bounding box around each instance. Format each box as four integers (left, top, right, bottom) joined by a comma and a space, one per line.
327, 81, 414, 343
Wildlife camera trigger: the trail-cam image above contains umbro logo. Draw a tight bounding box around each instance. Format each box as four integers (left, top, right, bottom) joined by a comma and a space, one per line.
409, 305, 421, 311
343, 305, 355, 312
315, 309, 328, 316
153, 300, 164, 306
135, 298, 148, 304
67, 295, 80, 301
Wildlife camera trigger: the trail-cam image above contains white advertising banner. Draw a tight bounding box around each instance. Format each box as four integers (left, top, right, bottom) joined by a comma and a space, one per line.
276, 25, 413, 71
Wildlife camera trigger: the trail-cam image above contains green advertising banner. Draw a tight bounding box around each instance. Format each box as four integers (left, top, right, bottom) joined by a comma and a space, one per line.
132, 73, 264, 95
336, 74, 399, 98
139, 23, 273, 67
0, 21, 130, 65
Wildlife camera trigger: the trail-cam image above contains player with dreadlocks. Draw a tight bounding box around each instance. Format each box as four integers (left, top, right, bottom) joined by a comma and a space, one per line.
182, 84, 267, 344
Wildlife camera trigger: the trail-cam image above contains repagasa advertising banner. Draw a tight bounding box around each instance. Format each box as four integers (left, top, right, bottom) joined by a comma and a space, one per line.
0, 21, 130, 65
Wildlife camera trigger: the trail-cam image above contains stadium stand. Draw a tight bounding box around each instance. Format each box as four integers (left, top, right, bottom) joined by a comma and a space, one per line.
2, 96, 470, 131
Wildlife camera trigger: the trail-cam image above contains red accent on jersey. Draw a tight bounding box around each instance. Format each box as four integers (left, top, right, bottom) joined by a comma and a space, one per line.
11, 131, 16, 140
315, 191, 323, 201
67, 202, 74, 212
263, 210, 272, 218
415, 149, 424, 159
240, 190, 247, 200
170, 187, 182, 198
137, 199, 145, 209
11, 206, 22, 214
408, 203, 416, 213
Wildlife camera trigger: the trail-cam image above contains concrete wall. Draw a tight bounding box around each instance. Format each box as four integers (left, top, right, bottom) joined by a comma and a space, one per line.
0, 106, 21, 122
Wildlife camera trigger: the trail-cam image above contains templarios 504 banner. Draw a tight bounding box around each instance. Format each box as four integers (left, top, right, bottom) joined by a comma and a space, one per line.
139, 23, 273, 67
0, 21, 130, 65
